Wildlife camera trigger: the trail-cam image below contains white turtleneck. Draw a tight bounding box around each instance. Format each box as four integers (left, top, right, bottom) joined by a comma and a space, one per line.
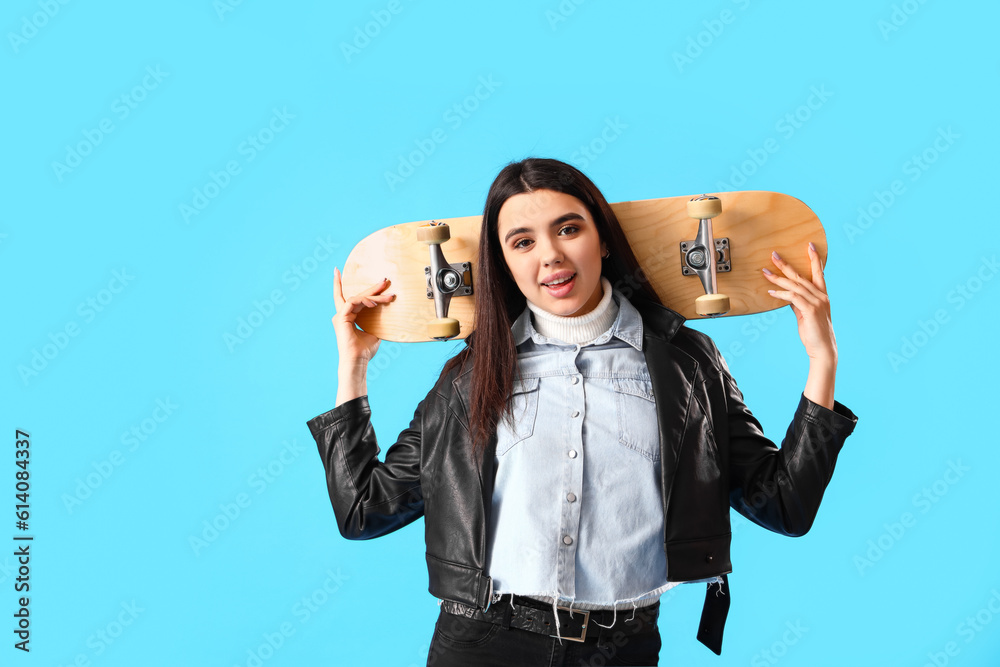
525, 276, 618, 345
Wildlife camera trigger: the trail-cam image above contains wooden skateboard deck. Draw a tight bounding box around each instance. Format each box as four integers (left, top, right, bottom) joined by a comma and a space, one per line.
342, 191, 826, 343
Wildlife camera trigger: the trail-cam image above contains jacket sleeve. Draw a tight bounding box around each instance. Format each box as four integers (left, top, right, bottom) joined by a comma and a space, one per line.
715, 346, 859, 537
306, 391, 433, 540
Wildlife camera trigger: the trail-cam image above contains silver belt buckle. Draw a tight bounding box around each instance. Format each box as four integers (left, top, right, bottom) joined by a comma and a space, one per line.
550, 606, 590, 642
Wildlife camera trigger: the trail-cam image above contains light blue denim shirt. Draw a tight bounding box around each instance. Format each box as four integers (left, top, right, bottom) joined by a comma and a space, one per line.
486, 287, 719, 626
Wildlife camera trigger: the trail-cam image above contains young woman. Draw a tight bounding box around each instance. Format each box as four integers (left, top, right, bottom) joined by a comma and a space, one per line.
308, 158, 858, 666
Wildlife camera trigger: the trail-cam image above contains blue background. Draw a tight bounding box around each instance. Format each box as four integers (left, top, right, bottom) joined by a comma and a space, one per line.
5, 1, 999, 665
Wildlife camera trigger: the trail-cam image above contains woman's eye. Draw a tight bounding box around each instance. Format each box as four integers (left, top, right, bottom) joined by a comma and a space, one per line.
559, 225, 579, 235
513, 238, 532, 249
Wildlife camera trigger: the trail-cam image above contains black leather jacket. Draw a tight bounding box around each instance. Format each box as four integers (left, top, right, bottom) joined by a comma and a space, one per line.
306, 296, 858, 655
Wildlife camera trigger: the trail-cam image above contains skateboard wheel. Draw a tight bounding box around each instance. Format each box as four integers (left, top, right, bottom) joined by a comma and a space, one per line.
428, 317, 461, 340
417, 223, 451, 244
687, 197, 722, 220
695, 293, 730, 316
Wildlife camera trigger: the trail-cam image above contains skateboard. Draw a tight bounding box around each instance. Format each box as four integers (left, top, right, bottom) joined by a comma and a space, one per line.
340, 191, 826, 342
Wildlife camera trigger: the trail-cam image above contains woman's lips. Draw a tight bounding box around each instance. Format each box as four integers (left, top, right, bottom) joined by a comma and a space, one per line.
542, 273, 576, 297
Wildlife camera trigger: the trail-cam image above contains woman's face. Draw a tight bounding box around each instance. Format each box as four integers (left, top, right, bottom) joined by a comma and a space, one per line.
497, 189, 607, 317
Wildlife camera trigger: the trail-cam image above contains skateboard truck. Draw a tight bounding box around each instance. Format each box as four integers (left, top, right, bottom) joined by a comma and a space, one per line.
682, 195, 731, 317
417, 221, 473, 340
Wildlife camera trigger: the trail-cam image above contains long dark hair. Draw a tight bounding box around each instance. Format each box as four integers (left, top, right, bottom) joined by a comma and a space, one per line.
442, 158, 664, 460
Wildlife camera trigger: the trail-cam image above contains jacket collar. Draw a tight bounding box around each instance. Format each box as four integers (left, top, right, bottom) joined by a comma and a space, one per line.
628, 294, 687, 343
509, 286, 649, 350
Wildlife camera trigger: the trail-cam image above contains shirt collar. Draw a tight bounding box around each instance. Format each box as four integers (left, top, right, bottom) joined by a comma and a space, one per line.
511, 286, 644, 350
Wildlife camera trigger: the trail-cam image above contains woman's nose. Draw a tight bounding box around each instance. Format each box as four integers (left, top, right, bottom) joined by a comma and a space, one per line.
540, 241, 563, 265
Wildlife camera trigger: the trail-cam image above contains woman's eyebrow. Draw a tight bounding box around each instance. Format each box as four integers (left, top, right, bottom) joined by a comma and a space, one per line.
503, 212, 584, 243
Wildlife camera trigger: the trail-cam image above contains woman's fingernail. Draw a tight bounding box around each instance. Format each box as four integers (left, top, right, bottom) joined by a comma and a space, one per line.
772, 251, 781, 261
762, 268, 773, 275
768, 290, 776, 295
808, 242, 816, 252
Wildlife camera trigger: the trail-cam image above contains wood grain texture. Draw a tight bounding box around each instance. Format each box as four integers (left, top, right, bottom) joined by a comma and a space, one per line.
342, 191, 825, 342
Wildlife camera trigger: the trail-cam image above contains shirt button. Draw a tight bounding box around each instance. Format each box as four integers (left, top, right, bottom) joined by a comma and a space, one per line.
571, 410, 580, 418
563, 535, 573, 545
566, 492, 577, 503
570, 376, 580, 385
568, 450, 577, 459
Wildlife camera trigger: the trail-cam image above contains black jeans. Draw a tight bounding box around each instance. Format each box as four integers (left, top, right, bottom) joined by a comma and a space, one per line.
426, 599, 662, 667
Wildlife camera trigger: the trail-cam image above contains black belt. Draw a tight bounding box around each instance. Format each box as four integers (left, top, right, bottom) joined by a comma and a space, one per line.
440, 594, 659, 643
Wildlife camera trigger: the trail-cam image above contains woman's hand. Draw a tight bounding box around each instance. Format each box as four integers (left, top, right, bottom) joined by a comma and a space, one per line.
332, 268, 396, 407
761, 242, 837, 408
332, 267, 395, 366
